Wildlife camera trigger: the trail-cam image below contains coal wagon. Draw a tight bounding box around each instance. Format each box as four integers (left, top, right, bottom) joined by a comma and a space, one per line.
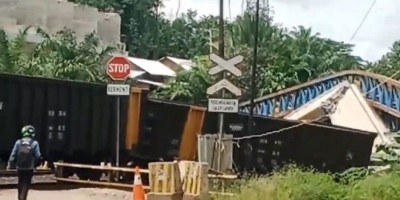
0, 73, 129, 179
0, 73, 378, 181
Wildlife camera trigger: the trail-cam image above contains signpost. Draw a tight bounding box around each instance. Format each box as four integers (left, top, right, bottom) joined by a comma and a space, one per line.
106, 55, 131, 168
208, 98, 239, 113
107, 84, 130, 96
207, 53, 243, 171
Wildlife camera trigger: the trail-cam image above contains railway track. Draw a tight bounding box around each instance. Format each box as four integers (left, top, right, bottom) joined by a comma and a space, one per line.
0, 174, 134, 193
0, 170, 135, 192
0, 170, 56, 189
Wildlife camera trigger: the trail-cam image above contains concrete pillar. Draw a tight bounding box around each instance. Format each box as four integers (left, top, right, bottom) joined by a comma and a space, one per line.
73, 4, 98, 22
72, 4, 98, 40
46, 0, 74, 34
0, 18, 17, 28
3, 25, 43, 43
97, 12, 121, 44
0, 0, 18, 18
0, 0, 17, 6
72, 20, 96, 41
15, 0, 48, 27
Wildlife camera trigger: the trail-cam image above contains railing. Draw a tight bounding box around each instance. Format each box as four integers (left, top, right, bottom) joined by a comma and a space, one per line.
53, 162, 237, 196
239, 70, 400, 131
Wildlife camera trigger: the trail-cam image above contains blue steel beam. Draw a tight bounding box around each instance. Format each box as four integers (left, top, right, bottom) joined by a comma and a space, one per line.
239, 70, 400, 131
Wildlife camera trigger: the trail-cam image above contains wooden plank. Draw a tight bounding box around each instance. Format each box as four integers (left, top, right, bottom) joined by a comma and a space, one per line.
53, 162, 149, 173
53, 162, 236, 179
209, 191, 235, 196
182, 162, 209, 200
148, 162, 182, 194
207, 174, 237, 179
55, 177, 150, 190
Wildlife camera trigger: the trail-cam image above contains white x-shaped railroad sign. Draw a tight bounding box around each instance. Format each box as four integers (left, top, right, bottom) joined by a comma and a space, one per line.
208, 54, 243, 77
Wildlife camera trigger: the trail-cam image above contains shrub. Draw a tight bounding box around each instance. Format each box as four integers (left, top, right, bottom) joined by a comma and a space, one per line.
213, 165, 400, 200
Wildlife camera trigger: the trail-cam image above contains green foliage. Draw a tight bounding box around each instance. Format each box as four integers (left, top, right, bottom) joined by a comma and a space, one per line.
1, 0, 399, 101
213, 166, 400, 200
370, 41, 400, 79
61, 0, 367, 101
70, 0, 214, 59
154, 4, 363, 103
151, 56, 213, 104
0, 27, 114, 82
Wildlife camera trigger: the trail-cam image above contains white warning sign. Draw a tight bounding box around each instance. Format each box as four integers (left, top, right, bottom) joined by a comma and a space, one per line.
208, 98, 238, 113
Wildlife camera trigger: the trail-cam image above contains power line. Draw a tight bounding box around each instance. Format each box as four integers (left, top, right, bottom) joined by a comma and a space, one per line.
349, 0, 378, 41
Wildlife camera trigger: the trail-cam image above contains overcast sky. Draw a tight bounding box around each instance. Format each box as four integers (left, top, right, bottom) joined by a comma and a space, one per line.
161, 0, 397, 62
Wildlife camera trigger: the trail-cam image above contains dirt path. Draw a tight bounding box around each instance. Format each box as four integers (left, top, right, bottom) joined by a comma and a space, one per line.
0, 188, 133, 200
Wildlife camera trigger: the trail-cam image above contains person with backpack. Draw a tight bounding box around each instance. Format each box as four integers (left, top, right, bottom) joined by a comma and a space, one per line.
7, 125, 42, 200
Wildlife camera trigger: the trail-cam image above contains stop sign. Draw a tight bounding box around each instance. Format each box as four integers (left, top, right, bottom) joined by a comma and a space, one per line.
106, 56, 132, 81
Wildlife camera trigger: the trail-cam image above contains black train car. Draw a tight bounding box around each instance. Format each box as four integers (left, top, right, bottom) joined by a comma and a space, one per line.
131, 99, 192, 161
0, 73, 129, 175
127, 97, 207, 164
203, 113, 376, 174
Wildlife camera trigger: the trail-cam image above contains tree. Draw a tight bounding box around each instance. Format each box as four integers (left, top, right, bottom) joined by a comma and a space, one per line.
153, 4, 363, 103
68, 0, 215, 59
369, 41, 400, 79
151, 56, 213, 104
0, 27, 115, 82
0, 0, 367, 105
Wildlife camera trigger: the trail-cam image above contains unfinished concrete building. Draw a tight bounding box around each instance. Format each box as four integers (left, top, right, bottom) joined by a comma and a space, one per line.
0, 0, 124, 52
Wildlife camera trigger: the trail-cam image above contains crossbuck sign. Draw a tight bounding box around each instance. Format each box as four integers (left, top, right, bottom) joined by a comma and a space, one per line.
208, 54, 243, 77
207, 53, 243, 113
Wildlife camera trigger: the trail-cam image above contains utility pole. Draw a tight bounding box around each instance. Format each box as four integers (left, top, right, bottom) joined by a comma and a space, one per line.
248, 0, 260, 138
217, 0, 225, 171
153, 3, 160, 60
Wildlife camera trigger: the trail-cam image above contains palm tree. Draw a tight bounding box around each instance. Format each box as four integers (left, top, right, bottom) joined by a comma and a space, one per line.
154, 7, 363, 103
0, 26, 36, 74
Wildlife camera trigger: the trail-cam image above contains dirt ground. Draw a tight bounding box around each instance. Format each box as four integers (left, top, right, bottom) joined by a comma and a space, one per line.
0, 187, 134, 200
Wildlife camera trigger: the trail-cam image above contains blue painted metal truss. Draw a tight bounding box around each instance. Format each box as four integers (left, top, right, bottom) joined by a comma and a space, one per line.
239, 70, 400, 131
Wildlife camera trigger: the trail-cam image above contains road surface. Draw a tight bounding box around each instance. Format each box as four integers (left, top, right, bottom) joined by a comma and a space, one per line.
0, 187, 133, 200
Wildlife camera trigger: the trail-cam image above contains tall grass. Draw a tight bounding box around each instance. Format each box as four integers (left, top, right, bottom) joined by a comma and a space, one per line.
213, 166, 400, 200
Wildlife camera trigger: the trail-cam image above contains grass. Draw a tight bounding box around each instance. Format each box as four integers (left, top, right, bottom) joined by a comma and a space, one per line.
212, 165, 400, 200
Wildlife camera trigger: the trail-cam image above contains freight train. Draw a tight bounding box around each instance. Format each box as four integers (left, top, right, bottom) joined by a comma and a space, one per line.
0, 73, 377, 180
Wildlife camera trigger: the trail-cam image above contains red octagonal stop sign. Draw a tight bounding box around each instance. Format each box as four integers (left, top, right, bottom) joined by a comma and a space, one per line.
106, 56, 132, 81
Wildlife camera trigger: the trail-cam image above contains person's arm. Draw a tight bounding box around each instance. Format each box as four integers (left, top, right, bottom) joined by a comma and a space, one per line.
33, 141, 42, 161
7, 140, 20, 167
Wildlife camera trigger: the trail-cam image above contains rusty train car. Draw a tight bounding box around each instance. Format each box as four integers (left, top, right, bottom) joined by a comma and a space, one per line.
0, 73, 376, 179
126, 89, 376, 173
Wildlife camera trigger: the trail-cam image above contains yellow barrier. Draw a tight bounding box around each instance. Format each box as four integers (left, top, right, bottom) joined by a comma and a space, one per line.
181, 161, 209, 200
147, 161, 183, 200
53, 161, 237, 198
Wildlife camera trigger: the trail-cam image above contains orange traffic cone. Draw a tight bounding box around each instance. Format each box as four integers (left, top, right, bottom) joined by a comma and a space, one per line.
133, 166, 146, 200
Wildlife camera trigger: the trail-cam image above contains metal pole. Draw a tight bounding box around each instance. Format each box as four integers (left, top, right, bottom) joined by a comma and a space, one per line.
116, 96, 120, 167
217, 0, 225, 172
248, 0, 260, 137
154, 4, 160, 60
